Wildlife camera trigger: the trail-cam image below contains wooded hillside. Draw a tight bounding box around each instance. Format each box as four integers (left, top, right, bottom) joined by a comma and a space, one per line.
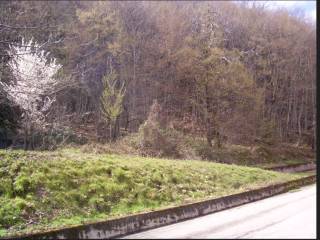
0, 1, 316, 150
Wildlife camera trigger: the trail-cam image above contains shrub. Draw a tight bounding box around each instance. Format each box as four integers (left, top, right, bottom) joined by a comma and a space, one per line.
11, 124, 88, 151
137, 100, 180, 158
194, 143, 217, 161
36, 125, 88, 150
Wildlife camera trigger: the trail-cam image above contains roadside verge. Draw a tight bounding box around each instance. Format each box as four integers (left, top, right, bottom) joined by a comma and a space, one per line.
5, 175, 316, 240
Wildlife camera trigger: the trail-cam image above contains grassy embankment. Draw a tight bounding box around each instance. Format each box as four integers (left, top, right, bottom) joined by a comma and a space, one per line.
80, 133, 315, 168
0, 148, 311, 237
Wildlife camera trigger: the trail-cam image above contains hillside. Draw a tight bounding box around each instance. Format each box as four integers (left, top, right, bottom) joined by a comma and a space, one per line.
0, 1, 316, 152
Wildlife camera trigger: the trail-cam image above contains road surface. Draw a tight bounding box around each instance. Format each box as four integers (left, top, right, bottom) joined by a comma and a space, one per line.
121, 184, 316, 239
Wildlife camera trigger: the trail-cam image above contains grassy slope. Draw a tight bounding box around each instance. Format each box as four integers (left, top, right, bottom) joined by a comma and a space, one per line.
0, 148, 306, 237
81, 134, 315, 167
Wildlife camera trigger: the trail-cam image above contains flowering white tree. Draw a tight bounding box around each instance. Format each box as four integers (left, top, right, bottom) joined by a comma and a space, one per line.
0, 38, 61, 149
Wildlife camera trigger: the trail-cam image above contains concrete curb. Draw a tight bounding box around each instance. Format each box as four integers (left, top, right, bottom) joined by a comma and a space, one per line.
264, 162, 316, 173
5, 175, 316, 240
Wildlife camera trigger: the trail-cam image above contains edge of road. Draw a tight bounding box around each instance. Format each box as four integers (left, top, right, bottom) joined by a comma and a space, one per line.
4, 175, 316, 240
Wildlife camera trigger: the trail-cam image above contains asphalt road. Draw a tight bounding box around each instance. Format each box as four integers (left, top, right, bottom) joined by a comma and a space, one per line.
121, 184, 316, 239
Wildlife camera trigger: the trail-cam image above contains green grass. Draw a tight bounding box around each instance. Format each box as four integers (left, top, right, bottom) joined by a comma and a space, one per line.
0, 148, 306, 237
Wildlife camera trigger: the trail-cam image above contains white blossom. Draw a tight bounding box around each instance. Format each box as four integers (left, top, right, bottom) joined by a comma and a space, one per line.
0, 38, 61, 125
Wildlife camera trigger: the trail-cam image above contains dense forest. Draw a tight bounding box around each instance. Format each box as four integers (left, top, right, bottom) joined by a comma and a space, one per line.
0, 1, 316, 152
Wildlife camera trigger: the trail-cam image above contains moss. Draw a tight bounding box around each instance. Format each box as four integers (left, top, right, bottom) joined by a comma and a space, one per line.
0, 197, 32, 227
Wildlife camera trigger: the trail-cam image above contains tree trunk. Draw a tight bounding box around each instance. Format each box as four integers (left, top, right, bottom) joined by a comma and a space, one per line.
23, 128, 28, 150
30, 124, 34, 150
109, 122, 112, 143
215, 129, 222, 148
23, 120, 30, 150
205, 84, 213, 147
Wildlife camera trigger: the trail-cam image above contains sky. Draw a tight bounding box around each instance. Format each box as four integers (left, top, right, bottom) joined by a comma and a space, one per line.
268, 1, 316, 21
237, 1, 316, 21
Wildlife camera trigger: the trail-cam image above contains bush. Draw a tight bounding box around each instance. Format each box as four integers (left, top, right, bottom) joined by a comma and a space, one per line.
137, 101, 180, 158
195, 143, 217, 160
138, 122, 180, 158
12, 124, 88, 151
